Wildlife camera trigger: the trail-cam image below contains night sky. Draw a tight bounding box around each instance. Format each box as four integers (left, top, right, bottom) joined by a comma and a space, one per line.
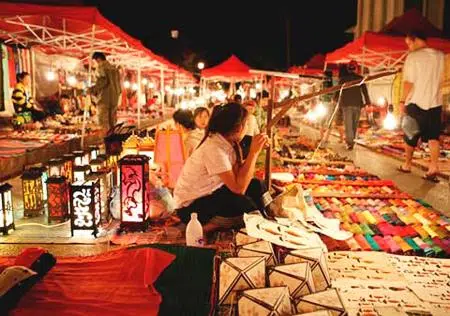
85, 0, 357, 72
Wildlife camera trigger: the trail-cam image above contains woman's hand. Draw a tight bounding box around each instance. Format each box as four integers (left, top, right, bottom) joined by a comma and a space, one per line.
249, 133, 269, 156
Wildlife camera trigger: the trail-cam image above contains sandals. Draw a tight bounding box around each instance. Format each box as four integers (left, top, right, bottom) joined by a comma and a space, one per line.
397, 166, 411, 173
422, 173, 439, 183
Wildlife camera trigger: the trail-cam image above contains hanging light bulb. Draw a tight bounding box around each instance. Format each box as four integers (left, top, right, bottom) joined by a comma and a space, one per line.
377, 96, 386, 107
142, 78, 148, 85
46, 70, 56, 81
255, 83, 262, 90
67, 75, 77, 86
165, 85, 171, 92
148, 82, 155, 89
132, 83, 139, 91
123, 81, 131, 89
250, 88, 257, 99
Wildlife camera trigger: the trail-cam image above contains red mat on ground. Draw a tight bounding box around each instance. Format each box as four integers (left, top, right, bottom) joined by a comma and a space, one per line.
2, 248, 175, 316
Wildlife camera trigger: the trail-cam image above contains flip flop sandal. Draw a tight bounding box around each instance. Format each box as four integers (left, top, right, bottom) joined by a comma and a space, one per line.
397, 166, 411, 173
422, 173, 439, 183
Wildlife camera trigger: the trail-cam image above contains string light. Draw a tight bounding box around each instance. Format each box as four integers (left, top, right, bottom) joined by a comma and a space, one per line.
148, 82, 155, 89
132, 83, 139, 91
123, 81, 131, 89
142, 78, 148, 85
67, 76, 77, 86
46, 70, 56, 81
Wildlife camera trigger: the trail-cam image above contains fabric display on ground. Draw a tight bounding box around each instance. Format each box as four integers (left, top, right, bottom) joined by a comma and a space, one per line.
218, 229, 449, 315
0, 139, 48, 157
265, 164, 449, 258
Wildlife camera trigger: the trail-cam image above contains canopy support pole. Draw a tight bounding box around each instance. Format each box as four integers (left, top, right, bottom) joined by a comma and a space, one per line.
264, 78, 276, 189
160, 67, 165, 112
137, 66, 142, 130
81, 24, 95, 149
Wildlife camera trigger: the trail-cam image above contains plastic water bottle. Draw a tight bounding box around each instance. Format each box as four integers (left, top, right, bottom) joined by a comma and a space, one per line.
186, 213, 204, 247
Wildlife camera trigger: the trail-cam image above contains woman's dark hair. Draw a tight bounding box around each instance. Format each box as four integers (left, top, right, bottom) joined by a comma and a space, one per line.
338, 64, 350, 78
193, 107, 209, 120
16, 72, 30, 83
173, 109, 195, 130
198, 102, 248, 165
92, 51, 107, 61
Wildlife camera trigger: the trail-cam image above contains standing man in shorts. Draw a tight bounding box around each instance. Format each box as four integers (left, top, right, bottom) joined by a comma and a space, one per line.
398, 31, 445, 182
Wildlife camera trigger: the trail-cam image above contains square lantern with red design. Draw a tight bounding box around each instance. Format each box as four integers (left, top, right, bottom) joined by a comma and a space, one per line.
0, 183, 14, 235
47, 176, 69, 223
63, 153, 75, 183
119, 155, 150, 231
70, 179, 101, 237
21, 169, 45, 217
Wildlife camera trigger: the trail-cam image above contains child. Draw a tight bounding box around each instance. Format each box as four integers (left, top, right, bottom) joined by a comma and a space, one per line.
184, 107, 210, 156
174, 103, 268, 233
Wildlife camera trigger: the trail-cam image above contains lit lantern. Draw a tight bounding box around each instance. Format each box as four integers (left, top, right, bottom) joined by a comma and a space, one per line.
121, 134, 141, 157
47, 176, 69, 222
119, 155, 150, 231
73, 165, 90, 182
70, 179, 101, 237
88, 170, 111, 221
34, 166, 49, 201
138, 134, 156, 169
48, 158, 64, 177
0, 183, 14, 235
63, 153, 75, 183
90, 158, 103, 173
73, 150, 86, 167
21, 169, 44, 217
89, 145, 100, 161
107, 154, 120, 187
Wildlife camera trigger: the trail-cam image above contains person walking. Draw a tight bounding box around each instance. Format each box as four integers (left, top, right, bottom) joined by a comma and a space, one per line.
337, 61, 371, 150
90, 52, 122, 132
398, 31, 445, 182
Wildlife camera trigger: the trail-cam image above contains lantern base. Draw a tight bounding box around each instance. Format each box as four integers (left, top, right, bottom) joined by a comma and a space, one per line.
118, 221, 149, 234
0, 223, 15, 235
71, 228, 99, 238
24, 208, 44, 217
48, 215, 69, 224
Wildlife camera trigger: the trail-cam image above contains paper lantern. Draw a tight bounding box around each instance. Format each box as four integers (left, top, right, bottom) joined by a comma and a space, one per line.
47, 176, 69, 222
63, 153, 75, 183
219, 256, 266, 305
70, 179, 101, 237
21, 169, 44, 217
107, 154, 120, 187
235, 240, 277, 266
73, 165, 90, 182
268, 263, 316, 302
48, 158, 64, 177
238, 287, 293, 316
119, 155, 150, 230
89, 145, 100, 161
283, 248, 331, 291
34, 166, 49, 201
121, 134, 141, 157
296, 288, 346, 315
88, 170, 111, 221
90, 158, 104, 173
73, 150, 86, 167
0, 183, 14, 235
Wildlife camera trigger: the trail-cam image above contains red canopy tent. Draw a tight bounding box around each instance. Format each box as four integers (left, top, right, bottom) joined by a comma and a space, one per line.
325, 9, 450, 71
201, 55, 256, 81
0, 2, 194, 82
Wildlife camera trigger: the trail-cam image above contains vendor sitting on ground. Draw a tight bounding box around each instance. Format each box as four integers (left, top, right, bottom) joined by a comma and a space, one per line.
174, 102, 268, 233
184, 107, 210, 156
12, 72, 45, 121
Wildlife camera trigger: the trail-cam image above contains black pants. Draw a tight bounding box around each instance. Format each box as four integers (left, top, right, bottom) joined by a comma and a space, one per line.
177, 178, 266, 225
404, 103, 442, 147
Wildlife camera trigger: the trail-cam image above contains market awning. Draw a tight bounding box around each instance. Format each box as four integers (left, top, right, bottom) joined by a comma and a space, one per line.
381, 8, 443, 38
201, 55, 256, 81
0, 2, 194, 82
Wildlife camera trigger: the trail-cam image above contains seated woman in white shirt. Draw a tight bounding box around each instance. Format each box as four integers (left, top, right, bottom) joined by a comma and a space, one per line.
184, 107, 210, 156
174, 102, 268, 233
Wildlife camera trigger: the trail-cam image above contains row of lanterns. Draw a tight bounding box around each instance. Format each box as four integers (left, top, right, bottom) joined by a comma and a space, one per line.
1, 133, 158, 236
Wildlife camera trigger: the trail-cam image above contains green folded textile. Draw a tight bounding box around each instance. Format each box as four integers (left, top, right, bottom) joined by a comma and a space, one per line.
130, 244, 217, 316
365, 234, 380, 251
360, 223, 375, 236
404, 237, 421, 253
